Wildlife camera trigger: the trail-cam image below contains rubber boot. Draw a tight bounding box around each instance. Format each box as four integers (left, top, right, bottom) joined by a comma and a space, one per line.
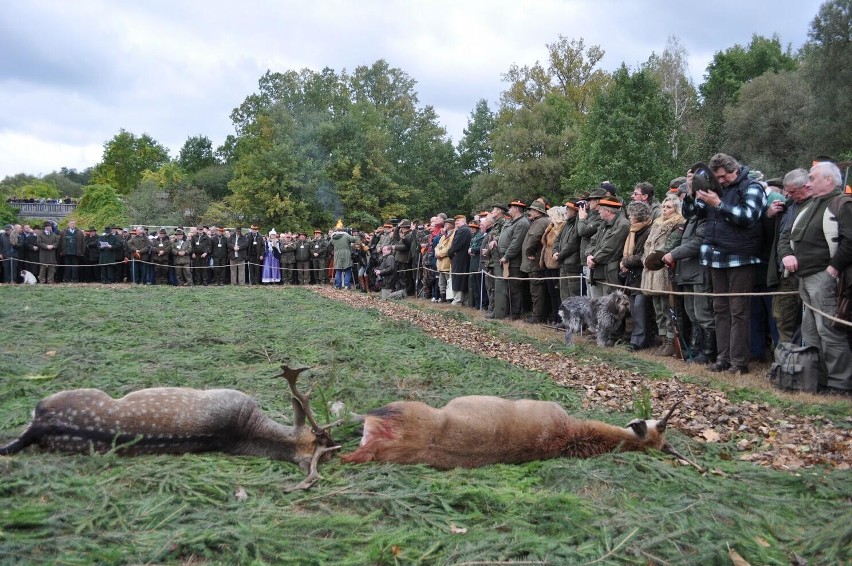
687, 328, 707, 364
703, 330, 717, 363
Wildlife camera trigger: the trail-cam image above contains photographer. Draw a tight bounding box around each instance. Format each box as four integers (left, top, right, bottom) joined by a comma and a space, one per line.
682, 154, 767, 375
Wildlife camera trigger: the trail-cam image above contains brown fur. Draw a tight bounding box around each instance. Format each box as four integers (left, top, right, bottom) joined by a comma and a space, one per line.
340, 396, 669, 469
0, 387, 336, 472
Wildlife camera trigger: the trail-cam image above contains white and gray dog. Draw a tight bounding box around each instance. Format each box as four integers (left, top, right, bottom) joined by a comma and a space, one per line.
558, 291, 630, 347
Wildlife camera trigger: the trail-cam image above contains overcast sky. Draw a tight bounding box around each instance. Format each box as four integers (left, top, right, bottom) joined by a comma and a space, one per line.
0, 0, 825, 180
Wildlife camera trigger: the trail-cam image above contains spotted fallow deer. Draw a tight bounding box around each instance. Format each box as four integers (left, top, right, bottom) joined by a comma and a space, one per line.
0, 365, 341, 490
341, 396, 692, 469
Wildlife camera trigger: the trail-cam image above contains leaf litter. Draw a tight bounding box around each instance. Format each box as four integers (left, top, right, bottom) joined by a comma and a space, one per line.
313, 287, 851, 472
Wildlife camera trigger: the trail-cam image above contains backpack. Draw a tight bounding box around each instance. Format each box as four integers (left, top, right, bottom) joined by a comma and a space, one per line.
768, 342, 823, 393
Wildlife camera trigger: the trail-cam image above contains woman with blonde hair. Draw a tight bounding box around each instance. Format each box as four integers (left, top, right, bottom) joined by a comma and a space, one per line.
641, 195, 685, 356
540, 206, 567, 323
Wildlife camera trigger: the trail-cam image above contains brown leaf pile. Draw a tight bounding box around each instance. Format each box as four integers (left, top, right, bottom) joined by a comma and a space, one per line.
313, 288, 852, 471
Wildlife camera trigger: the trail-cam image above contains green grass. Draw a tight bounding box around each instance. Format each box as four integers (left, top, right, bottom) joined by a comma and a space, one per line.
1, 286, 850, 565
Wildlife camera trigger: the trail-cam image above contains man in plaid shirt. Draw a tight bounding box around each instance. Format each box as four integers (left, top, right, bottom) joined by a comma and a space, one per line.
682, 154, 768, 375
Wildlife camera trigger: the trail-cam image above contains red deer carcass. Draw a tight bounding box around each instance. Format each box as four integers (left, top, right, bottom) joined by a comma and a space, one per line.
341, 396, 690, 469
0, 365, 340, 490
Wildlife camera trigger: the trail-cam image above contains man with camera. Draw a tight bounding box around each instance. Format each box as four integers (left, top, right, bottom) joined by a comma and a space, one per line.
683, 153, 767, 375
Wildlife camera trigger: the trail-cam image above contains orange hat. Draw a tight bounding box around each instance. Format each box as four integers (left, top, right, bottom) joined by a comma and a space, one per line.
509, 200, 526, 208
598, 198, 623, 208
478, 210, 489, 218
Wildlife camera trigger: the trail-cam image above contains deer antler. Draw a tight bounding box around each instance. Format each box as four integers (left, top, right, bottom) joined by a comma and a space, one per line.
277, 364, 342, 433
285, 444, 341, 492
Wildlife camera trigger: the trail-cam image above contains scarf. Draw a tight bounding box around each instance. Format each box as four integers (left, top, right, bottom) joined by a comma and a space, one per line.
623, 219, 652, 258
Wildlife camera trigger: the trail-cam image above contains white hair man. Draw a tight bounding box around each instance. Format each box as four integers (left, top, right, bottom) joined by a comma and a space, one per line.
779, 161, 852, 394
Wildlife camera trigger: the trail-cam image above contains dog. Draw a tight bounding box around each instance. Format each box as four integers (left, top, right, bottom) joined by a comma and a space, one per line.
558, 291, 630, 347
20, 270, 37, 285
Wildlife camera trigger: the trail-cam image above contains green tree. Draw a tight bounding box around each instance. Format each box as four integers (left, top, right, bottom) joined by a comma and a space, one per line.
70, 183, 129, 229
698, 34, 798, 155
193, 164, 233, 200
226, 112, 305, 231
801, 0, 852, 158
16, 180, 60, 200
723, 70, 814, 174
59, 167, 93, 186
0, 200, 18, 225
178, 135, 218, 174
42, 172, 84, 198
0, 174, 38, 197
568, 65, 678, 198
91, 129, 171, 194
489, 37, 609, 206
457, 99, 496, 176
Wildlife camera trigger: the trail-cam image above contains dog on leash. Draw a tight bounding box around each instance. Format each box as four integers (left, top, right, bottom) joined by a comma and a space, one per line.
20, 270, 37, 284
558, 291, 630, 347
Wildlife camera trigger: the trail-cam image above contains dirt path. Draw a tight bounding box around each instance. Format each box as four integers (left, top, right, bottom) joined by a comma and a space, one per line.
312, 287, 851, 471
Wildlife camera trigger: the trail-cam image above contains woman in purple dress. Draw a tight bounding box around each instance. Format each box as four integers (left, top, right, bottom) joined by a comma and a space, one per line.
262, 230, 281, 284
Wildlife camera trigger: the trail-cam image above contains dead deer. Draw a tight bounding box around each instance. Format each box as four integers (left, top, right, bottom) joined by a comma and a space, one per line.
341, 396, 696, 470
0, 364, 341, 490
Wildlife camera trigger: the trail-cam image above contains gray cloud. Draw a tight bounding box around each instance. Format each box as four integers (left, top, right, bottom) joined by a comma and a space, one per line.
0, 0, 825, 178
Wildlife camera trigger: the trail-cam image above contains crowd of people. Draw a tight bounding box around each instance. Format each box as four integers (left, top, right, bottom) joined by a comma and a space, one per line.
1, 153, 849, 394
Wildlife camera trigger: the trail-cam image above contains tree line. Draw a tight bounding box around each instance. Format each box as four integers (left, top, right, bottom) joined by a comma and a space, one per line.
1, 0, 849, 231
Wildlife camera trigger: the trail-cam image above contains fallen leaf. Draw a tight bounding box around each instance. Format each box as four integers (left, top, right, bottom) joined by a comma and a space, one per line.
754, 536, 770, 548
701, 429, 721, 443
449, 524, 467, 534
728, 547, 751, 566
235, 487, 248, 501
44, 351, 57, 357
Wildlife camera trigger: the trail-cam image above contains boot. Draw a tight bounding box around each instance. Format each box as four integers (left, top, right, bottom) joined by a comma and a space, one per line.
687, 328, 707, 364
439, 292, 446, 303
657, 337, 676, 357
360, 275, 370, 293
703, 330, 717, 363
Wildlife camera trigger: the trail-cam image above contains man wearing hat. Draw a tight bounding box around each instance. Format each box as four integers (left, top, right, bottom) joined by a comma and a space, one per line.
577, 188, 607, 296
521, 198, 550, 323
36, 221, 59, 284
171, 228, 193, 285
246, 225, 265, 285
554, 199, 583, 300
126, 226, 150, 284
467, 218, 485, 308
190, 226, 211, 285
150, 228, 173, 285
81, 226, 100, 283
496, 200, 531, 319
228, 227, 248, 285
58, 220, 85, 283
16, 224, 39, 280
209, 227, 229, 285
97, 226, 121, 284
391, 220, 414, 294
585, 197, 629, 298
310, 230, 327, 284
293, 232, 311, 285
481, 205, 508, 316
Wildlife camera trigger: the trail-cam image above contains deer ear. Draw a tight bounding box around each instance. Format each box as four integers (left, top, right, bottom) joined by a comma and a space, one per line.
626, 419, 648, 438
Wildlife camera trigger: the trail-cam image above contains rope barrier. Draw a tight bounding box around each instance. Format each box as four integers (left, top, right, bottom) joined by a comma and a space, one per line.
4, 256, 849, 329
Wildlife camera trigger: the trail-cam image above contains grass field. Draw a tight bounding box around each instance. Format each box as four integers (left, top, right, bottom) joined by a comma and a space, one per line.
1, 285, 850, 565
